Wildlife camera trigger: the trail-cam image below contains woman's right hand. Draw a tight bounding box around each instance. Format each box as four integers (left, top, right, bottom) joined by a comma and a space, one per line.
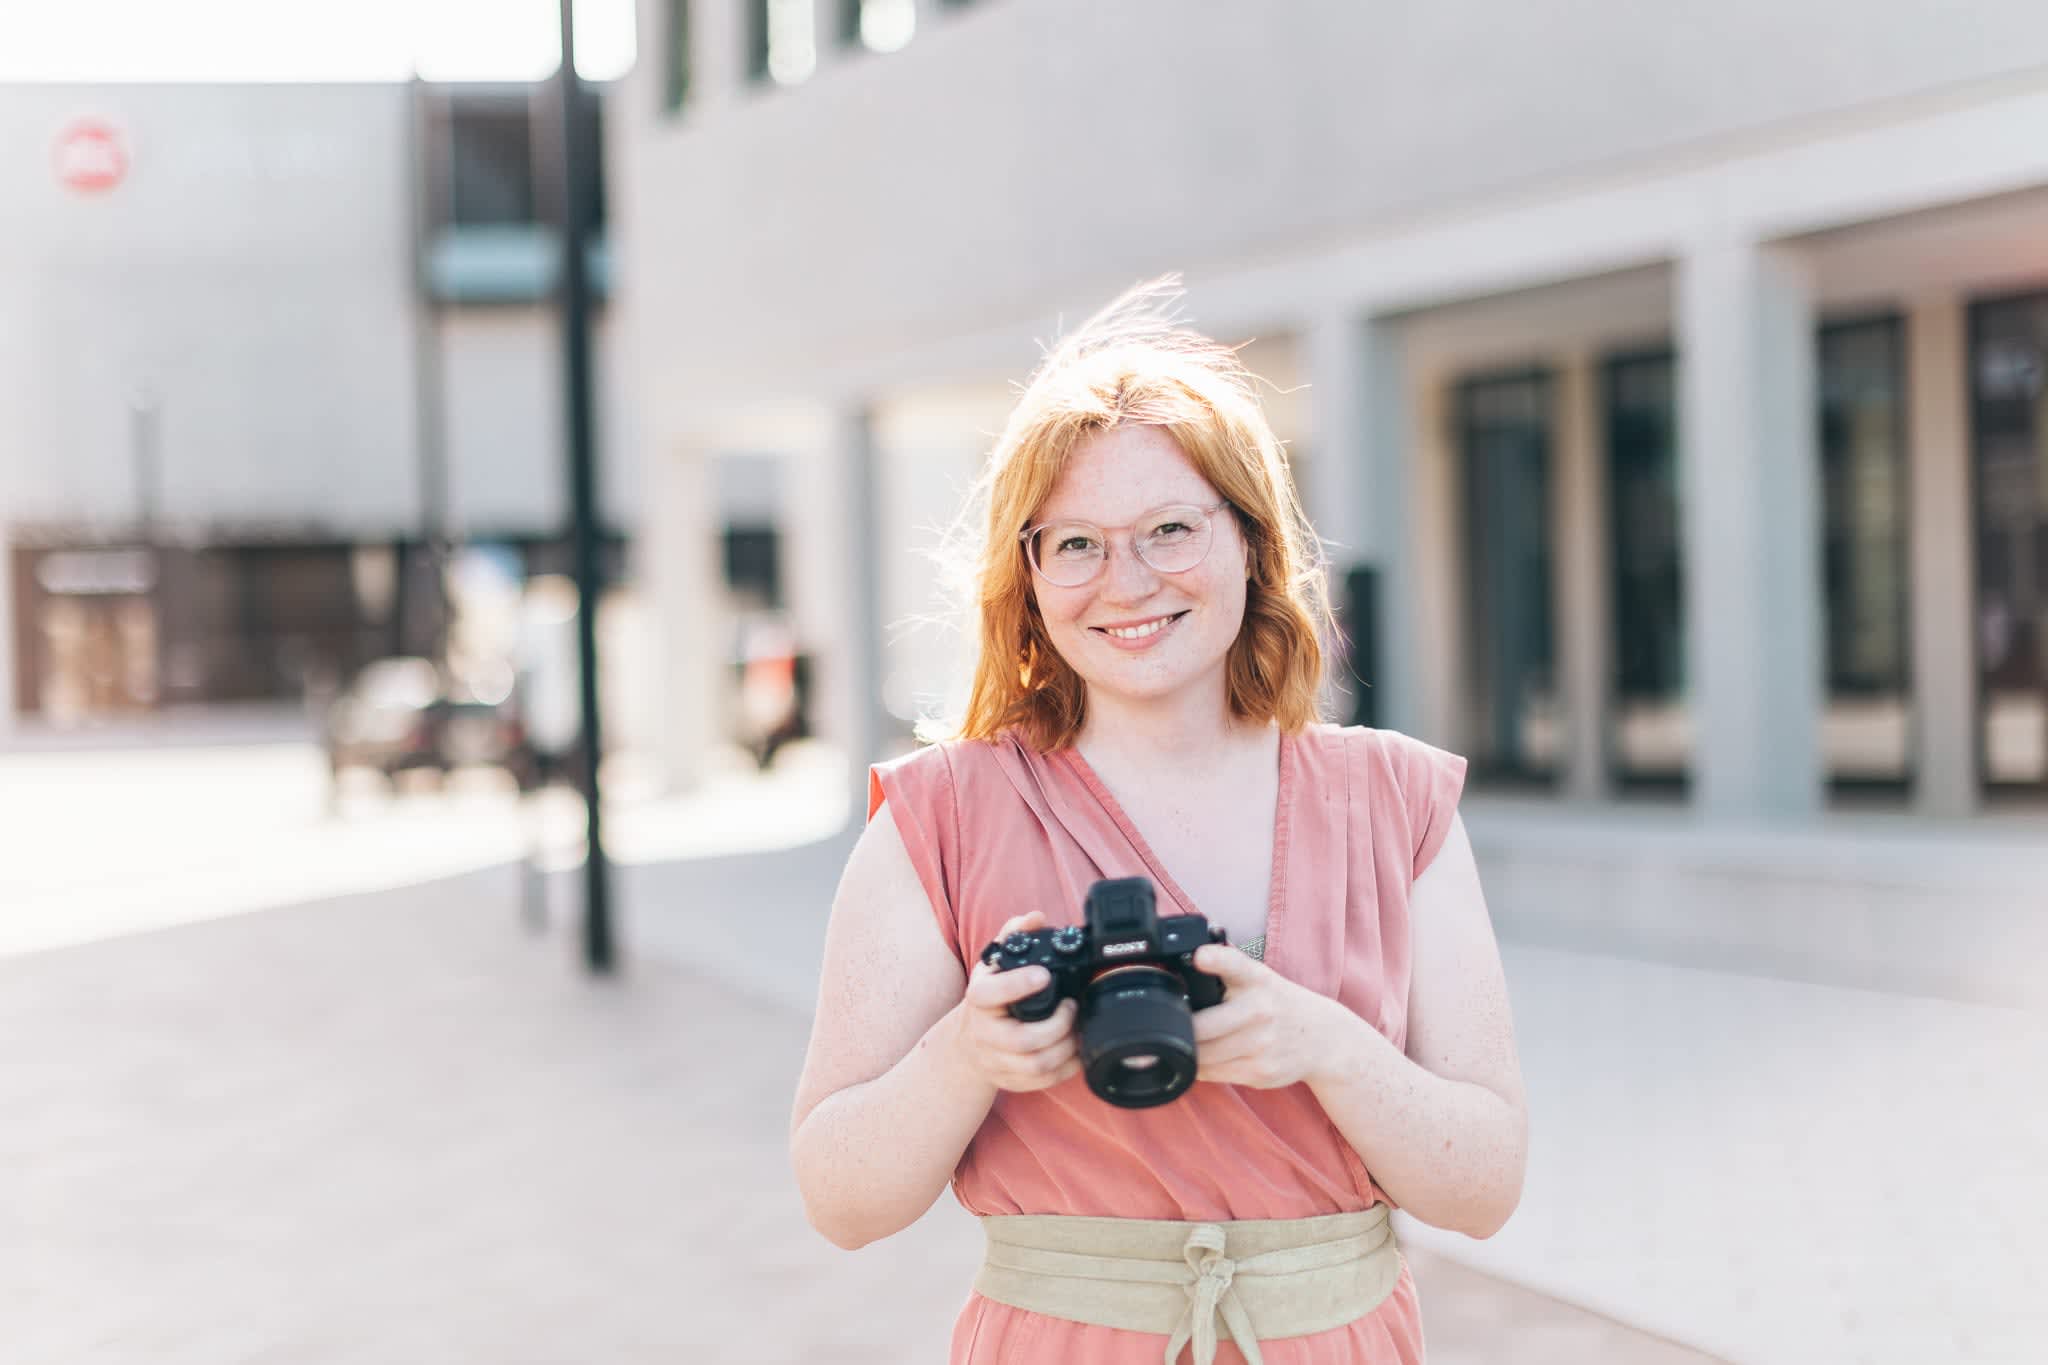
954, 912, 1082, 1094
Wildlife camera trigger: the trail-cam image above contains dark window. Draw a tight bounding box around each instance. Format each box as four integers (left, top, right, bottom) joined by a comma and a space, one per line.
746, 0, 772, 82
448, 105, 536, 227
420, 86, 609, 303
516, 532, 630, 589
723, 525, 783, 609
1604, 350, 1688, 787
1969, 290, 2048, 794
574, 87, 607, 233
1818, 317, 1913, 790
663, 0, 690, 112
837, 0, 863, 46
1455, 371, 1557, 783
123, 543, 381, 708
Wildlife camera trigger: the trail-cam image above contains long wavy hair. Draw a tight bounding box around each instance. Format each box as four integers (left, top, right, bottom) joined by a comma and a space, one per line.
942, 278, 1334, 751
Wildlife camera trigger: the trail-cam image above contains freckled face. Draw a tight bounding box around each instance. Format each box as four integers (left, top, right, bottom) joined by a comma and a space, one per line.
1027, 425, 1249, 715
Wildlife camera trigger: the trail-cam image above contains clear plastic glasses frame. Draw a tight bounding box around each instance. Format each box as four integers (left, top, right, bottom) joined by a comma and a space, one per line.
1018, 501, 1229, 588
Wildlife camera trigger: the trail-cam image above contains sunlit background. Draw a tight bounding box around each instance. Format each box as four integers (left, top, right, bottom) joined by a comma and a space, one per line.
3, 3, 2046, 1363
2, 0, 640, 82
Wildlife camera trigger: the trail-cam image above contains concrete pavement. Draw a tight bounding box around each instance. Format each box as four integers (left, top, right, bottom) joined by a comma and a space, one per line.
0, 735, 844, 959
17, 728, 2042, 1362
618, 830, 2048, 1365
4, 868, 1715, 1363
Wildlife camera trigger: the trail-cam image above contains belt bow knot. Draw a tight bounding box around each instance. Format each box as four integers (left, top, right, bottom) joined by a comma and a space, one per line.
1165, 1223, 1262, 1365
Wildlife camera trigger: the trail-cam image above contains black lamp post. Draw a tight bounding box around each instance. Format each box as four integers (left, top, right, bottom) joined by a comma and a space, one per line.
552, 0, 615, 975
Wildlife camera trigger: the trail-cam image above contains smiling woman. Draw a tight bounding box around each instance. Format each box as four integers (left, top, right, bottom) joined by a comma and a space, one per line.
0, 0, 637, 82
791, 278, 1529, 1365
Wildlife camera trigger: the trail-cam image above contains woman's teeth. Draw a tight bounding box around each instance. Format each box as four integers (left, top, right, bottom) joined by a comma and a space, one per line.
1103, 614, 1179, 640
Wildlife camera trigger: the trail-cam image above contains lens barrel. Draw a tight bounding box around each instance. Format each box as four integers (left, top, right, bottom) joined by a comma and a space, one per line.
1077, 967, 1199, 1108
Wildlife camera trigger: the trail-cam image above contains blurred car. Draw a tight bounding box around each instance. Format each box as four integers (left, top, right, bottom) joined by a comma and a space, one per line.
324, 656, 547, 792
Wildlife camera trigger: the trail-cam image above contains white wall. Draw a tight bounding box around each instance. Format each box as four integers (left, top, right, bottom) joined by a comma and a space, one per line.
622, 0, 2048, 401
438, 310, 636, 536
0, 84, 418, 533
0, 83, 632, 543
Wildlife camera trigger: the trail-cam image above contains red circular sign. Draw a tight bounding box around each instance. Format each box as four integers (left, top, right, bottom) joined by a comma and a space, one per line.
54, 119, 129, 194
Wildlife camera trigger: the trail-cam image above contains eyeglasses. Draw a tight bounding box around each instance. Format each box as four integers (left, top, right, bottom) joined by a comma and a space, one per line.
1018, 501, 1229, 588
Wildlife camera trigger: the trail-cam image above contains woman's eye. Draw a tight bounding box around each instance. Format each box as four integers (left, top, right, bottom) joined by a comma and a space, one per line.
1055, 534, 1102, 556
1148, 521, 1192, 540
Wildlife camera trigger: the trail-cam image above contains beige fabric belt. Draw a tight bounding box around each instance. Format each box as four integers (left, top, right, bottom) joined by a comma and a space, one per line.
973, 1205, 1401, 1365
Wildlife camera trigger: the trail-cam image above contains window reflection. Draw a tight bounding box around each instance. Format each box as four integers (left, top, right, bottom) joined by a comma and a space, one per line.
1970, 291, 2048, 793
1456, 371, 1558, 783
1604, 351, 1688, 787
1818, 317, 1912, 790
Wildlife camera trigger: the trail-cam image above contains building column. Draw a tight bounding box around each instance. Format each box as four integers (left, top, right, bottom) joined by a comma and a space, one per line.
787, 407, 888, 811
690, 0, 747, 104
639, 440, 723, 791
1906, 294, 1978, 817
1304, 312, 1422, 738
1554, 352, 1611, 802
1677, 236, 1826, 819
808, 0, 841, 74
0, 533, 15, 741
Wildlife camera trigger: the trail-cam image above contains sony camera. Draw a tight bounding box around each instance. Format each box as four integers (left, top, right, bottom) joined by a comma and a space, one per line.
979, 876, 1228, 1109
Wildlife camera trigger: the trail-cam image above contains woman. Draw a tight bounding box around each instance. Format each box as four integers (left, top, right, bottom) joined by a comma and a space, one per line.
790, 283, 1528, 1364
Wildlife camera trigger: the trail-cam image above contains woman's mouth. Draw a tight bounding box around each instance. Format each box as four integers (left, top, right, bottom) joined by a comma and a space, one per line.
1089, 611, 1190, 647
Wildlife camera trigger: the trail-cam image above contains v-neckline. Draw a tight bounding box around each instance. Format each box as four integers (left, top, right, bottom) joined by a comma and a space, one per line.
1057, 729, 1296, 969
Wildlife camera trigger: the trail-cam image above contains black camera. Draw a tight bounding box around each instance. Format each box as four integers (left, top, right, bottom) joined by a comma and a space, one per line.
979, 877, 1228, 1109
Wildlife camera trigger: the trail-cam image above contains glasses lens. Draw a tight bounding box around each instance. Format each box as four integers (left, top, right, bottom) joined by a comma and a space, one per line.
1136, 507, 1213, 574
1030, 525, 1105, 587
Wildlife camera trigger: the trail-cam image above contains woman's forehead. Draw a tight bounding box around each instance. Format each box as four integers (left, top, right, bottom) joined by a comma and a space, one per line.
1036, 425, 1219, 522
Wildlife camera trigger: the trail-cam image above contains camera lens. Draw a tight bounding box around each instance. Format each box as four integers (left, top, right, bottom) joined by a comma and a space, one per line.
1077, 966, 1198, 1108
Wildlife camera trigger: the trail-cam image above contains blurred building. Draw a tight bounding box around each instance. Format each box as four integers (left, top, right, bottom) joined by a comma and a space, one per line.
0, 79, 634, 728
615, 0, 2048, 1004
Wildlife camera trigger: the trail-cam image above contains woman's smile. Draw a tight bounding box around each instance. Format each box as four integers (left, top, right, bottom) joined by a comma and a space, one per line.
1089, 610, 1191, 648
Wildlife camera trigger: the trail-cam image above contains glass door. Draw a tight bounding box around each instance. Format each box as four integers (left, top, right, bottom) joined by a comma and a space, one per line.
1456, 371, 1557, 783
1604, 350, 1688, 789
1969, 291, 2048, 796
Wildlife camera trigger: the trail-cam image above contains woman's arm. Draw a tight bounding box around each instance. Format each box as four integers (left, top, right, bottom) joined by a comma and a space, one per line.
1307, 812, 1528, 1236
1192, 813, 1528, 1238
789, 803, 1077, 1250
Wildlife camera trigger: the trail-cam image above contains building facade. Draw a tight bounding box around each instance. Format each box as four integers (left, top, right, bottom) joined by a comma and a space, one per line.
0, 79, 633, 728
616, 0, 2048, 1004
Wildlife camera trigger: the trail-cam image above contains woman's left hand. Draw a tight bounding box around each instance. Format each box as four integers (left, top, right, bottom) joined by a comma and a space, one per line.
1189, 945, 1354, 1090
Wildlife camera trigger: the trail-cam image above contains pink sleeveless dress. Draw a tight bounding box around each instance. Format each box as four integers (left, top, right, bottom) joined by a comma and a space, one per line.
867, 722, 1468, 1365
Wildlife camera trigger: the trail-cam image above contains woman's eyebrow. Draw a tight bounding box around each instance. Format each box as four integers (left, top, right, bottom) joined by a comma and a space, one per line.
1042, 499, 1212, 524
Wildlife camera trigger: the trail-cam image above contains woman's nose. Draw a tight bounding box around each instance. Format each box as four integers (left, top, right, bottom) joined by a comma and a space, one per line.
1099, 537, 1161, 599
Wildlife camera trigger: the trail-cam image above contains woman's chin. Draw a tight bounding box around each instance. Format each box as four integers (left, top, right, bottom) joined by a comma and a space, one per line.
1076, 663, 1226, 712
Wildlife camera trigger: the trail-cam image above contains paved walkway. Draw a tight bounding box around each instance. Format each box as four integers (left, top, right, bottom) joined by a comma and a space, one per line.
618, 837, 2048, 1365
9, 725, 2041, 1362
3, 870, 1713, 1364
0, 735, 845, 959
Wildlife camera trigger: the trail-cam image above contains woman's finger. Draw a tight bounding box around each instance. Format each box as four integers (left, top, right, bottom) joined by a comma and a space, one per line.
1004, 1040, 1079, 1089
964, 963, 1054, 1011
1003, 998, 1076, 1050
1022, 1036, 1077, 1077
1191, 999, 1256, 1043
991, 910, 1048, 942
